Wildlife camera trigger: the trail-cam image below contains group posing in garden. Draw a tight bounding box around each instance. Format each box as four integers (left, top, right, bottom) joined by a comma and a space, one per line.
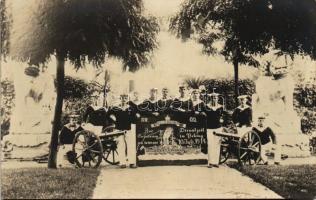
58, 84, 281, 168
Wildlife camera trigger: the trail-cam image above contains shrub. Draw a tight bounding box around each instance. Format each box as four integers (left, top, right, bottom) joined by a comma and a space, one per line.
184, 77, 255, 110
185, 77, 316, 134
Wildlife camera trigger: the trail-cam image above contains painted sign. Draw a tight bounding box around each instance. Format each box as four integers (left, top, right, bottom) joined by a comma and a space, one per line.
136, 113, 207, 156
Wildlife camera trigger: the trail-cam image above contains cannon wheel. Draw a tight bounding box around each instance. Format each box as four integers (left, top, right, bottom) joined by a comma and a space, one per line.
219, 137, 230, 164
73, 130, 103, 168
238, 131, 261, 165
102, 141, 119, 165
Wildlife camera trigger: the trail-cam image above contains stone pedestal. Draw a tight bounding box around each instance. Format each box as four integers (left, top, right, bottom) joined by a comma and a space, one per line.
252, 75, 311, 158
278, 134, 310, 158
3, 133, 50, 160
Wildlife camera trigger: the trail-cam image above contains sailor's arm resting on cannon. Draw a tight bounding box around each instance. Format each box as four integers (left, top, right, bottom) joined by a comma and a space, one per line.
105, 93, 138, 168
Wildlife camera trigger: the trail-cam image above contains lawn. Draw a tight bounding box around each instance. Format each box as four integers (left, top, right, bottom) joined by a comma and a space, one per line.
231, 164, 316, 199
1, 168, 100, 199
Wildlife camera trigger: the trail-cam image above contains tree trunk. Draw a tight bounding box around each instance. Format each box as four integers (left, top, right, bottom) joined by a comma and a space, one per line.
103, 69, 107, 108
233, 60, 239, 103
48, 55, 65, 168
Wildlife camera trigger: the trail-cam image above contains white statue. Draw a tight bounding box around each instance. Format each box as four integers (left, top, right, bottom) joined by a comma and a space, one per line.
252, 65, 301, 135
4, 66, 55, 158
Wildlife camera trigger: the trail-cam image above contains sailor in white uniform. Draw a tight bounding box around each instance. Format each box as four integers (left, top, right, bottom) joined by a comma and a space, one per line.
205, 92, 224, 167
232, 95, 252, 135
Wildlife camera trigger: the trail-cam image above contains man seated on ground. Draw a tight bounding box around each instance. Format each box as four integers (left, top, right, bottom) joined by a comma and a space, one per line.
58, 112, 84, 167
232, 95, 252, 135
252, 115, 281, 165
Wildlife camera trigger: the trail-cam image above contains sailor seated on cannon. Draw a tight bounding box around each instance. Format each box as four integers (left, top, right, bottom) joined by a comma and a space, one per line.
205, 91, 225, 168
58, 112, 84, 167
252, 115, 281, 165
106, 93, 139, 168
232, 95, 252, 135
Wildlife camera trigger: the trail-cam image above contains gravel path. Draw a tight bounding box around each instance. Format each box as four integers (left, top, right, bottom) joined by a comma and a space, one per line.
92, 165, 282, 199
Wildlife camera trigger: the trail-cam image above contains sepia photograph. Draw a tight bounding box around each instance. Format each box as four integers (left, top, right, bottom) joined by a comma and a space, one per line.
1, 0, 316, 199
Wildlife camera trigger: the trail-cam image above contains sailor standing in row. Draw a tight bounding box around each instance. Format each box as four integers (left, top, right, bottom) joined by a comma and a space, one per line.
232, 95, 252, 135
157, 87, 173, 114
107, 93, 138, 168
83, 91, 107, 126
139, 88, 160, 117
199, 85, 208, 104
205, 92, 224, 167
171, 85, 191, 112
190, 89, 205, 114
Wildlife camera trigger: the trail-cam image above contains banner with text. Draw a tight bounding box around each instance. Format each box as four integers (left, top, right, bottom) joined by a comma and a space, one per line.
136, 113, 207, 156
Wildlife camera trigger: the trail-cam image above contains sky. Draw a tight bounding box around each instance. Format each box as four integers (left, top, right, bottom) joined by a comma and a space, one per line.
1, 0, 315, 98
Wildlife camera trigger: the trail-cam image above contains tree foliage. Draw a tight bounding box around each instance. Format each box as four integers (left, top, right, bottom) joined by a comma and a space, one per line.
0, 0, 11, 58
10, 0, 159, 70
7, 0, 159, 168
170, 0, 316, 67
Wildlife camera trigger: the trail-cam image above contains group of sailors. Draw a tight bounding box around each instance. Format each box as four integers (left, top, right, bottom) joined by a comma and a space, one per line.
57, 84, 281, 168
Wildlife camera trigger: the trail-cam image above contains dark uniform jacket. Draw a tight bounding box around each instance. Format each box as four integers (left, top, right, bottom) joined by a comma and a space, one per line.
205, 105, 223, 129
232, 106, 252, 127
171, 97, 192, 112
138, 99, 160, 117
252, 127, 276, 145
59, 125, 84, 145
190, 100, 206, 113
107, 105, 138, 131
83, 106, 108, 126
157, 98, 173, 114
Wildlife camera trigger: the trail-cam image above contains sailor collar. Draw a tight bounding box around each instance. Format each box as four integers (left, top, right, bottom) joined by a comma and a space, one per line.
65, 123, 80, 131
207, 104, 222, 111
237, 105, 250, 111
192, 99, 202, 106
160, 97, 170, 101
177, 96, 190, 101
254, 126, 267, 132
117, 104, 130, 110
147, 98, 157, 103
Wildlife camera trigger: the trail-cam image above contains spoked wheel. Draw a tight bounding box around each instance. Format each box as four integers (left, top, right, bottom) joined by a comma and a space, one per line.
238, 131, 261, 165
219, 137, 230, 164
72, 130, 103, 168
102, 139, 119, 165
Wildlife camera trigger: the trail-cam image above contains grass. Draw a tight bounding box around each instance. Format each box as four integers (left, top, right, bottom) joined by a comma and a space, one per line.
1, 168, 100, 199
230, 163, 316, 199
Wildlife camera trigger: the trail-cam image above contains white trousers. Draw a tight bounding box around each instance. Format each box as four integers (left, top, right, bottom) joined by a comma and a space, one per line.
236, 126, 252, 136
207, 128, 222, 165
126, 124, 137, 165
57, 145, 74, 168
116, 124, 137, 166
116, 134, 127, 165
261, 142, 281, 163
